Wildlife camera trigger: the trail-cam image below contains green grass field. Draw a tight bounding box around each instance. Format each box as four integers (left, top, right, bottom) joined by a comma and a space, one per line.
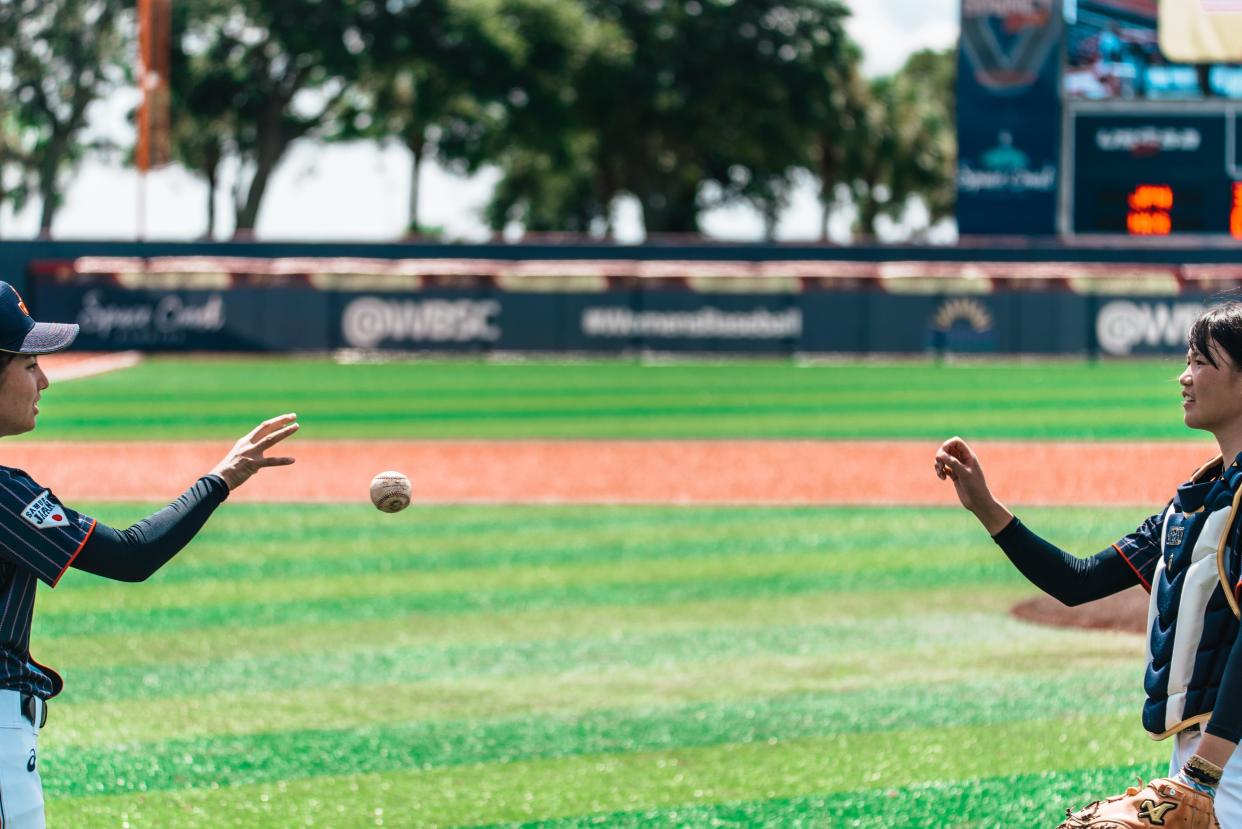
30, 356, 1194, 440
38, 501, 1166, 828
20, 356, 1188, 827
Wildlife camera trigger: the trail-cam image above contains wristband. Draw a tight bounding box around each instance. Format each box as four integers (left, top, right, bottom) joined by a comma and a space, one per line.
1182, 754, 1224, 788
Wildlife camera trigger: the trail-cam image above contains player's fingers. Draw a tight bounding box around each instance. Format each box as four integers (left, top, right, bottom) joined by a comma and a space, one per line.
249, 413, 298, 441
256, 456, 295, 467
942, 454, 968, 478
253, 422, 300, 451
943, 435, 970, 456
933, 451, 961, 481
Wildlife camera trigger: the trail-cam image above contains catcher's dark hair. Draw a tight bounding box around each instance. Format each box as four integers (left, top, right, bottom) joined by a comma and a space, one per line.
1189, 301, 1242, 369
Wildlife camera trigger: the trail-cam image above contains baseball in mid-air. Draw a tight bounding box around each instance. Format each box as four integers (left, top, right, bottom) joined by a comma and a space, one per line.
369, 470, 411, 513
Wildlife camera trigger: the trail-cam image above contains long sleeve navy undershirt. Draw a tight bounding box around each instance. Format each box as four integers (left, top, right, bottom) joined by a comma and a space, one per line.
992, 517, 1138, 607
70, 475, 229, 582
992, 515, 1242, 743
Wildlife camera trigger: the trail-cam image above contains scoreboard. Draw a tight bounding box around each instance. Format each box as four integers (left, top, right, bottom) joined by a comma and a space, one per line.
1066, 105, 1242, 238
956, 0, 1242, 240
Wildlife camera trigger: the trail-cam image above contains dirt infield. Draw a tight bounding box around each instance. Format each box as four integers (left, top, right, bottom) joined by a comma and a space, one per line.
0, 438, 1217, 506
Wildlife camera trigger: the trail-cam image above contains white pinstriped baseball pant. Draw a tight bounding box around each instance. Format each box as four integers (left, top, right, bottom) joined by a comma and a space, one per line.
0, 690, 44, 829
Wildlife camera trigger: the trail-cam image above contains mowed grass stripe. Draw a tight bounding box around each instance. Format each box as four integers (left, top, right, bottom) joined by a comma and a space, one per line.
63, 504, 1145, 582
60, 504, 1016, 580
30, 357, 1193, 440
468, 764, 1165, 829
45, 714, 1166, 826
36, 564, 1028, 641
43, 583, 1039, 669
43, 673, 1149, 797
55, 612, 1092, 702
48, 547, 1020, 616
45, 644, 1140, 749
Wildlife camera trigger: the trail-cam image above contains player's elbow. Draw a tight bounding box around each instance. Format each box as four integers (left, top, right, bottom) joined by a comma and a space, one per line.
1061, 587, 1109, 608
114, 566, 156, 583
1053, 588, 1092, 607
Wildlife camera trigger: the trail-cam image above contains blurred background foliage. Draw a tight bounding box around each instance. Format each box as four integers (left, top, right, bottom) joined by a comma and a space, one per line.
0, 0, 955, 241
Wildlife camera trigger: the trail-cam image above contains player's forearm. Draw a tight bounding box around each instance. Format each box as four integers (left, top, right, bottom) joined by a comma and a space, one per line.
1193, 733, 1237, 770
71, 475, 229, 582
991, 517, 1138, 606
969, 498, 1013, 536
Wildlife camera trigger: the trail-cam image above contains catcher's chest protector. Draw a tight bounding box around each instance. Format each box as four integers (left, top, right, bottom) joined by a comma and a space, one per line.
1145, 461, 1242, 739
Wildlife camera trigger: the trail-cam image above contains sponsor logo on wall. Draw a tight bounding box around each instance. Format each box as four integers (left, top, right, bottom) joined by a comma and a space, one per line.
958, 131, 1056, 194
342, 297, 501, 347
960, 0, 1060, 93
930, 297, 997, 352
581, 307, 802, 339
932, 298, 994, 333
1096, 300, 1205, 355
76, 290, 226, 341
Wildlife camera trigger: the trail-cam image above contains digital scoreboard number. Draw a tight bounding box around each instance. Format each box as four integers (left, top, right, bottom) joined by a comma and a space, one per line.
1068, 108, 1242, 238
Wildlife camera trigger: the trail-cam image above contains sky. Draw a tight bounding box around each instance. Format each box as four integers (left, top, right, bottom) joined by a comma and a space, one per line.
0, 0, 960, 245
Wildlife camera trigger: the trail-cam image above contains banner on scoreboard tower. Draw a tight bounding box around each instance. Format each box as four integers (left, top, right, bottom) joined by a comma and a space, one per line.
955, 0, 1062, 236
1160, 0, 1242, 64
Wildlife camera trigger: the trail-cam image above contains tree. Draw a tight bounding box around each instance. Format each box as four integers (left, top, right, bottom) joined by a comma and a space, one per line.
2, 0, 129, 237
821, 46, 956, 241
172, 0, 373, 236
887, 47, 956, 236
471, 0, 627, 237
485, 132, 608, 234
335, 0, 517, 237
478, 0, 853, 238
0, 100, 35, 240
811, 37, 864, 241
165, 0, 238, 238
575, 0, 853, 236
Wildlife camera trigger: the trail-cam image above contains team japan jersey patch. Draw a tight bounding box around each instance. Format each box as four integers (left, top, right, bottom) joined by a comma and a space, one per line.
1166, 524, 1185, 548
21, 491, 69, 529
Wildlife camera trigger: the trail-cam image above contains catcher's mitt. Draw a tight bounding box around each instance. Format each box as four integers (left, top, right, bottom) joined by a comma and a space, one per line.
1057, 778, 1219, 829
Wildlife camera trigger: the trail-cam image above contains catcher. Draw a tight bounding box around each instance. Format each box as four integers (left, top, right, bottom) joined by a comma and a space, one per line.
935, 301, 1242, 829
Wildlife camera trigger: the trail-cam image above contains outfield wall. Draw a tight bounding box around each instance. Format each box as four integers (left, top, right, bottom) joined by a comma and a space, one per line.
24, 256, 1241, 356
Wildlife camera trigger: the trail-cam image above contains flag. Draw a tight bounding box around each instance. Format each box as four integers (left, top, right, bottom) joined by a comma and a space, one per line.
136, 0, 171, 171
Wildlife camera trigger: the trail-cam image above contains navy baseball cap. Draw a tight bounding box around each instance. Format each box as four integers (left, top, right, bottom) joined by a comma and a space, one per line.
0, 282, 77, 354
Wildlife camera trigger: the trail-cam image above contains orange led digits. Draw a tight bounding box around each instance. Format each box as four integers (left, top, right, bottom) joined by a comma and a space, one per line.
1127, 211, 1172, 235
1128, 185, 1173, 210
1231, 183, 1242, 239
1127, 184, 1173, 236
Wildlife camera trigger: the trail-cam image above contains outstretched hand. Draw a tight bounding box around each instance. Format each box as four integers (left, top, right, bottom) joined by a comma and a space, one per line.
934, 436, 1012, 535
210, 413, 299, 491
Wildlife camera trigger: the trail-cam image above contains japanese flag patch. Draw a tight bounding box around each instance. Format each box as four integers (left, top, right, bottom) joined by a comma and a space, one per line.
21, 491, 68, 530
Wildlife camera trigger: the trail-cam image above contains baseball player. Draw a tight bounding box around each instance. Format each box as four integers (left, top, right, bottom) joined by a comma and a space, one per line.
0, 282, 298, 828
934, 300, 1242, 829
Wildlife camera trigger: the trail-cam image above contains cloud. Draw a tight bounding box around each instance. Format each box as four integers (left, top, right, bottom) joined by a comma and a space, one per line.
844, 0, 959, 76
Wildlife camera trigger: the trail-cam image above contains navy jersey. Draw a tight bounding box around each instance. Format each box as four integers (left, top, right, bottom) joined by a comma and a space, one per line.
1112, 507, 1173, 593
0, 467, 95, 698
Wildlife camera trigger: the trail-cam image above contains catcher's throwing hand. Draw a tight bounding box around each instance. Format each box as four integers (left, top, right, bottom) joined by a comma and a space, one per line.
1057, 777, 1218, 829
209, 413, 300, 491
934, 436, 1013, 534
